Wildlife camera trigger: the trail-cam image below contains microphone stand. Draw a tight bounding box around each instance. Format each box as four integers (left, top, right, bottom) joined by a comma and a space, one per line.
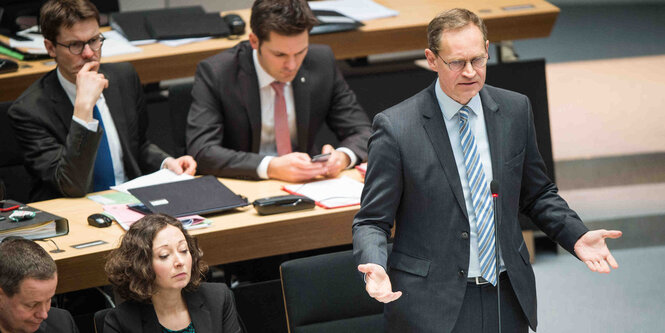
491, 180, 501, 333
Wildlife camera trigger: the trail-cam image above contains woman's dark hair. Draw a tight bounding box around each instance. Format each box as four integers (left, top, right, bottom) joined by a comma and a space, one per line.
104, 214, 207, 303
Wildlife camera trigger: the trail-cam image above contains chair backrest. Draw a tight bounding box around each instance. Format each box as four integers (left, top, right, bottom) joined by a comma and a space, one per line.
0, 101, 31, 202
167, 82, 194, 157
93, 308, 113, 333
280, 247, 389, 333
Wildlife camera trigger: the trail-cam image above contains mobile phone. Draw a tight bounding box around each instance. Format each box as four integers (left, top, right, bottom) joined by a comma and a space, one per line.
127, 203, 152, 215
311, 153, 331, 163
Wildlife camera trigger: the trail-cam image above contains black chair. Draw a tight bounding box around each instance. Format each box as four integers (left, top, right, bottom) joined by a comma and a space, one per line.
167, 82, 194, 157
280, 248, 388, 333
93, 308, 113, 333
0, 101, 31, 202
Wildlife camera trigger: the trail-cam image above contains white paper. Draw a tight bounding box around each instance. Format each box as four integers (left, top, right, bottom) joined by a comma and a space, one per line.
159, 36, 211, 47
111, 169, 194, 193
101, 30, 143, 57
284, 176, 363, 208
308, 0, 399, 22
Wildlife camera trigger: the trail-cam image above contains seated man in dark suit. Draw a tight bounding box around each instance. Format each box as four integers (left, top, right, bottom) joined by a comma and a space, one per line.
9, 0, 196, 202
187, 0, 371, 182
0, 237, 79, 333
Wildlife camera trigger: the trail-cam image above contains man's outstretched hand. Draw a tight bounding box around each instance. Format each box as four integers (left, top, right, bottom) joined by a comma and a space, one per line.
574, 229, 622, 273
358, 263, 402, 303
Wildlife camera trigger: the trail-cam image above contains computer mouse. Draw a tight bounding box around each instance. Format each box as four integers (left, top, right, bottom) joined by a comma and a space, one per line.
87, 213, 113, 228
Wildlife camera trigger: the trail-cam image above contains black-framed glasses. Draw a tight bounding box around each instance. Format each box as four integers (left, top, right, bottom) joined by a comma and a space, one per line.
55, 35, 105, 55
433, 50, 489, 72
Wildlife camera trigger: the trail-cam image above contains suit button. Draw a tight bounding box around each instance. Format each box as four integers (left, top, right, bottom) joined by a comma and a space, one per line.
458, 270, 465, 278
461, 232, 469, 239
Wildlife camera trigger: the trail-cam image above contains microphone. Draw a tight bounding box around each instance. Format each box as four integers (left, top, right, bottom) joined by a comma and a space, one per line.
490, 180, 501, 333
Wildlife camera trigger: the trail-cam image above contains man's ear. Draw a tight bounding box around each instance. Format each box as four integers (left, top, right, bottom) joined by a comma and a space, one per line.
424, 49, 438, 72
249, 32, 259, 50
44, 39, 57, 58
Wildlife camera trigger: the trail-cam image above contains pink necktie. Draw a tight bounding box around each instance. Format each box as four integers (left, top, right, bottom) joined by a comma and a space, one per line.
270, 81, 292, 155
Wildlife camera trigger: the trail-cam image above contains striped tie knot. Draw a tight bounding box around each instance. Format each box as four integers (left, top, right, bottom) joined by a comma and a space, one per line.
459, 106, 471, 122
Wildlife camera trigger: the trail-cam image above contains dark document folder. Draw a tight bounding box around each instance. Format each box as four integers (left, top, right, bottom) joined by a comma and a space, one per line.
128, 176, 248, 217
0, 200, 69, 240
110, 6, 204, 41
145, 12, 230, 40
310, 10, 364, 35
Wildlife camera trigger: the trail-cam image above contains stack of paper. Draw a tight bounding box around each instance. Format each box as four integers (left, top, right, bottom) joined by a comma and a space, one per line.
283, 176, 363, 209
308, 0, 399, 22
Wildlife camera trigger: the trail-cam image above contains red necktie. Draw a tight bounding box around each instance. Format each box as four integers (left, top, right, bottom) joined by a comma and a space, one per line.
270, 81, 292, 155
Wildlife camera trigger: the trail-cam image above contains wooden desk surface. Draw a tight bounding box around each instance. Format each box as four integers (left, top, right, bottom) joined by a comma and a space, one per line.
0, 0, 559, 102
30, 172, 363, 294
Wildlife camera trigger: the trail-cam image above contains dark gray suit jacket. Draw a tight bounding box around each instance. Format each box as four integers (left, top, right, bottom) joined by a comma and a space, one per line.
186, 41, 371, 179
103, 283, 242, 333
36, 307, 79, 333
352, 82, 589, 332
8, 63, 169, 201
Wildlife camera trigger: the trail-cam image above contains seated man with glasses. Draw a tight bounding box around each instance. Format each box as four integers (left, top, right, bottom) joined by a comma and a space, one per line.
8, 0, 197, 201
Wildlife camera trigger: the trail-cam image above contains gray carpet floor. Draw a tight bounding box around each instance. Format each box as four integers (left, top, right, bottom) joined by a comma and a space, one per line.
531, 245, 665, 332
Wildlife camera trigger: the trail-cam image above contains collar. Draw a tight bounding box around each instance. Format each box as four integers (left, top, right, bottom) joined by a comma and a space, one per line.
434, 78, 482, 121
252, 49, 291, 89
56, 68, 78, 103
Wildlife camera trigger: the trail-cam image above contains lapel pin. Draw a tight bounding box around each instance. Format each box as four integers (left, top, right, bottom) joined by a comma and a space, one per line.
300, 77, 306, 83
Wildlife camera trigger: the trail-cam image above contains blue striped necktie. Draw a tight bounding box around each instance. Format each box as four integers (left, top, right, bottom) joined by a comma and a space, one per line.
92, 105, 115, 192
458, 106, 497, 286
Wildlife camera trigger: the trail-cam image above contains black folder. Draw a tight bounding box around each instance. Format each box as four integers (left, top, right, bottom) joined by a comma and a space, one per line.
128, 176, 249, 217
110, 6, 205, 41
145, 12, 230, 40
0, 200, 69, 240
310, 10, 364, 35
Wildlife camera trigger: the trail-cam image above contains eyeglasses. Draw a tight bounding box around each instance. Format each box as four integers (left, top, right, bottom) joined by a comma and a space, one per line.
434, 50, 489, 72
55, 35, 105, 55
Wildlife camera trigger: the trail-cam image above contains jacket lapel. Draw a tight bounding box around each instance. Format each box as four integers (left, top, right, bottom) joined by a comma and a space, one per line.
186, 289, 212, 332
292, 65, 310, 153
45, 70, 75, 137
239, 44, 263, 153
140, 302, 162, 332
480, 87, 503, 225
421, 83, 468, 219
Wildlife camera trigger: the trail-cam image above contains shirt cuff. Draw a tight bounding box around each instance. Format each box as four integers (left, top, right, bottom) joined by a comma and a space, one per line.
72, 115, 99, 132
336, 147, 358, 168
257, 156, 274, 179
160, 157, 174, 170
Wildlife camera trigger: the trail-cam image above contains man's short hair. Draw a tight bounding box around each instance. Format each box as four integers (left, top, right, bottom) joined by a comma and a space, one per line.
427, 8, 488, 54
40, 0, 100, 43
0, 237, 57, 297
250, 0, 318, 42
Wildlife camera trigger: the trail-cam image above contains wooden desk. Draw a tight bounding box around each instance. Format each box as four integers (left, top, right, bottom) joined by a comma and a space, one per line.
0, 0, 559, 102
32, 170, 536, 294
32, 172, 363, 294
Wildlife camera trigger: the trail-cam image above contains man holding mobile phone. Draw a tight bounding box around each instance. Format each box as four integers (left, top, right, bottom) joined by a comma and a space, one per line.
186, 0, 371, 183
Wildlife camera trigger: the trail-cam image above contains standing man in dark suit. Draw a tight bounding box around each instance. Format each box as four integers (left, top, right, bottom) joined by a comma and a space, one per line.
0, 237, 79, 333
9, 0, 196, 202
353, 8, 622, 332
187, 0, 371, 182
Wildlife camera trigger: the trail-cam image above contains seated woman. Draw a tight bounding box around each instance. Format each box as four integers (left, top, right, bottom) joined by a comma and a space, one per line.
104, 214, 243, 333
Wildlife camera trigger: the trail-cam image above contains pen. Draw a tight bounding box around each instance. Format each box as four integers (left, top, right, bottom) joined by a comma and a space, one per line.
0, 204, 20, 212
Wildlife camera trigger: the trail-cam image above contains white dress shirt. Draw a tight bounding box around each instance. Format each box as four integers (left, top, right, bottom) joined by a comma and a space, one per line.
252, 50, 357, 179
434, 78, 505, 278
57, 68, 127, 186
